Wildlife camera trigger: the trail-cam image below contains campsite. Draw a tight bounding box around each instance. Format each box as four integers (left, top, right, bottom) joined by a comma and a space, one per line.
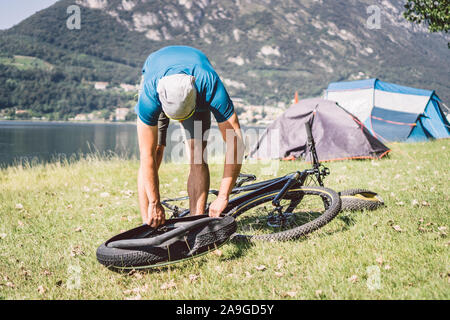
326, 79, 450, 143
249, 98, 391, 161
1, 0, 449, 303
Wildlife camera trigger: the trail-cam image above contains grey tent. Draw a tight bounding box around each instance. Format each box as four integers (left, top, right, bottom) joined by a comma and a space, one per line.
249, 98, 390, 161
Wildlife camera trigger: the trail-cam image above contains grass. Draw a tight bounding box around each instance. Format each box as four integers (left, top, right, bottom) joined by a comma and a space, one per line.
0, 140, 449, 300
0, 55, 54, 72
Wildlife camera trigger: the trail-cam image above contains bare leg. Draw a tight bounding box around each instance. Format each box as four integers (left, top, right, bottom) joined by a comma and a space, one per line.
187, 139, 209, 215
155, 145, 165, 170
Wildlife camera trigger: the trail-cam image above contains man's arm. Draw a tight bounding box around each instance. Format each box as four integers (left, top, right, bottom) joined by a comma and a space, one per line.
209, 112, 244, 217
137, 117, 165, 227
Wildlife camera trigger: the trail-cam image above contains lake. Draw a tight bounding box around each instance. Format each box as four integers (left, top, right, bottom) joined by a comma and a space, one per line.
0, 121, 139, 167
0, 121, 263, 167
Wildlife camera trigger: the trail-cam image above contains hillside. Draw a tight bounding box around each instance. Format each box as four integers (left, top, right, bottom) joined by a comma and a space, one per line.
0, 0, 449, 120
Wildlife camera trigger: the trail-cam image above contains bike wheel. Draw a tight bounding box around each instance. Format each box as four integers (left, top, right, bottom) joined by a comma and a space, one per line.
228, 186, 341, 241
96, 216, 237, 271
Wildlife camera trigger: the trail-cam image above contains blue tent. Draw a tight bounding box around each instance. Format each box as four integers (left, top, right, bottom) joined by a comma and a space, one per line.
325, 79, 450, 142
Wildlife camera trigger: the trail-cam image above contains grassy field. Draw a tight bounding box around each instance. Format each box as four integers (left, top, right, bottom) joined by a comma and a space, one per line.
0, 140, 449, 300
0, 55, 54, 71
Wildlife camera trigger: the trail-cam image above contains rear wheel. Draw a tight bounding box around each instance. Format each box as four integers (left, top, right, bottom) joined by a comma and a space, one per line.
228, 186, 341, 241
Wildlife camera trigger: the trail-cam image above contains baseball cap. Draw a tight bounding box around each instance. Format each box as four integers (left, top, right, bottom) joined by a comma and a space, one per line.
157, 74, 197, 121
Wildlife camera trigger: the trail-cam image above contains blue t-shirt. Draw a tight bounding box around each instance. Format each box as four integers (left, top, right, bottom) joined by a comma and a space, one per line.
135, 46, 234, 126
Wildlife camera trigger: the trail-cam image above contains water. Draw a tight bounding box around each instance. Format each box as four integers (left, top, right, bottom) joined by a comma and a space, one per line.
0, 121, 261, 167
0, 121, 142, 167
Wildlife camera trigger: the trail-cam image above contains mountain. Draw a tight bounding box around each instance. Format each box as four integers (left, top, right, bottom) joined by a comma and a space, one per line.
0, 0, 449, 120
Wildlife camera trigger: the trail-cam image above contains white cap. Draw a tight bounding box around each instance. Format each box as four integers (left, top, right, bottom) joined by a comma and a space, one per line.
157, 74, 197, 121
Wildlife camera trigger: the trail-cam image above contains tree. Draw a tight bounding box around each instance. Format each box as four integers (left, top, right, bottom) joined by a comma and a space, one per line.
404, 0, 450, 48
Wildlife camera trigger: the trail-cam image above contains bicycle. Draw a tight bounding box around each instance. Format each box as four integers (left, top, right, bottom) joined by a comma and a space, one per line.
162, 121, 341, 242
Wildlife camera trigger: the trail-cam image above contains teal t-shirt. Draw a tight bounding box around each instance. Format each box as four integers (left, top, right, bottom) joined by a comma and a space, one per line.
135, 46, 234, 126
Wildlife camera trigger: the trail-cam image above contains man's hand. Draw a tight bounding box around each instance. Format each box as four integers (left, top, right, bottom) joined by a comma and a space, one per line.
146, 201, 166, 227
209, 195, 229, 217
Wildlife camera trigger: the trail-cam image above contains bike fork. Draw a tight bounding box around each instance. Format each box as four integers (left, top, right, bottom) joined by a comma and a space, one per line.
271, 171, 305, 207
267, 171, 306, 228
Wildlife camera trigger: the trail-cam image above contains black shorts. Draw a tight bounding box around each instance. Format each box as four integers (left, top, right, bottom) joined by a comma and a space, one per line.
157, 109, 211, 146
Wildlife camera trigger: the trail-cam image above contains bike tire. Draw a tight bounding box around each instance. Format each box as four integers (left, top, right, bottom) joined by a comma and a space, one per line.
228, 186, 341, 241
339, 189, 384, 211
96, 216, 237, 271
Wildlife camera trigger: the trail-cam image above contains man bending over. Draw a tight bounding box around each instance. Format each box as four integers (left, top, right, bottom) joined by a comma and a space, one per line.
135, 45, 244, 228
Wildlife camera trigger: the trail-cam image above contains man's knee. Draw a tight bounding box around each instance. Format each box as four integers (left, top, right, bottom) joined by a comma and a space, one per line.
190, 162, 208, 173
188, 140, 207, 165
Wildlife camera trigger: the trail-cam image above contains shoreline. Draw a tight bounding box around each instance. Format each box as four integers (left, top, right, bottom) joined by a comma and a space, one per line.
0, 114, 271, 127
0, 118, 137, 125
0, 118, 265, 128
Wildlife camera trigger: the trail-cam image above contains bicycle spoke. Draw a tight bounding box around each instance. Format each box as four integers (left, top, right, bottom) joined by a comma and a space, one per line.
234, 192, 328, 237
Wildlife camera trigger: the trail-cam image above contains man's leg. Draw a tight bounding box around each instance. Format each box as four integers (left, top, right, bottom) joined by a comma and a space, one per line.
187, 138, 209, 215
182, 110, 211, 215
156, 112, 170, 170
155, 145, 164, 169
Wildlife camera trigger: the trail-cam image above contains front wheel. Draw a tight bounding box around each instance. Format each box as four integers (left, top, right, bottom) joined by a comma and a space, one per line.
228, 186, 341, 241
339, 189, 384, 211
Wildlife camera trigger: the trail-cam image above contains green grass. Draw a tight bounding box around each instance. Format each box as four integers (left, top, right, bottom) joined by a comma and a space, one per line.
0, 140, 449, 300
5, 55, 53, 71
0, 56, 53, 71
0, 55, 53, 71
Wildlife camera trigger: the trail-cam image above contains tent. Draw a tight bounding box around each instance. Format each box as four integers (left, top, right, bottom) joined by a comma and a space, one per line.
325, 79, 450, 142
248, 98, 390, 162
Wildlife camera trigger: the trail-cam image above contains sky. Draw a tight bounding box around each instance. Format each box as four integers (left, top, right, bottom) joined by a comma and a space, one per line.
0, 0, 59, 30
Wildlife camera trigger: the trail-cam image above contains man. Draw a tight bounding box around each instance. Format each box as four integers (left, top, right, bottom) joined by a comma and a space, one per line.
135, 46, 244, 228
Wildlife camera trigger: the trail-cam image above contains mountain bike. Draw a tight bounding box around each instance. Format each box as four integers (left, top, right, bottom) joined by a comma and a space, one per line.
162, 121, 341, 241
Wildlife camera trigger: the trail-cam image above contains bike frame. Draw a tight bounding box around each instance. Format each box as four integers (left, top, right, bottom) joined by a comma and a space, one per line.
162, 121, 330, 218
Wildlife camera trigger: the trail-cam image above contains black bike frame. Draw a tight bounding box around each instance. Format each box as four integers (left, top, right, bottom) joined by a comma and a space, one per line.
162, 122, 329, 218
224, 171, 308, 213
